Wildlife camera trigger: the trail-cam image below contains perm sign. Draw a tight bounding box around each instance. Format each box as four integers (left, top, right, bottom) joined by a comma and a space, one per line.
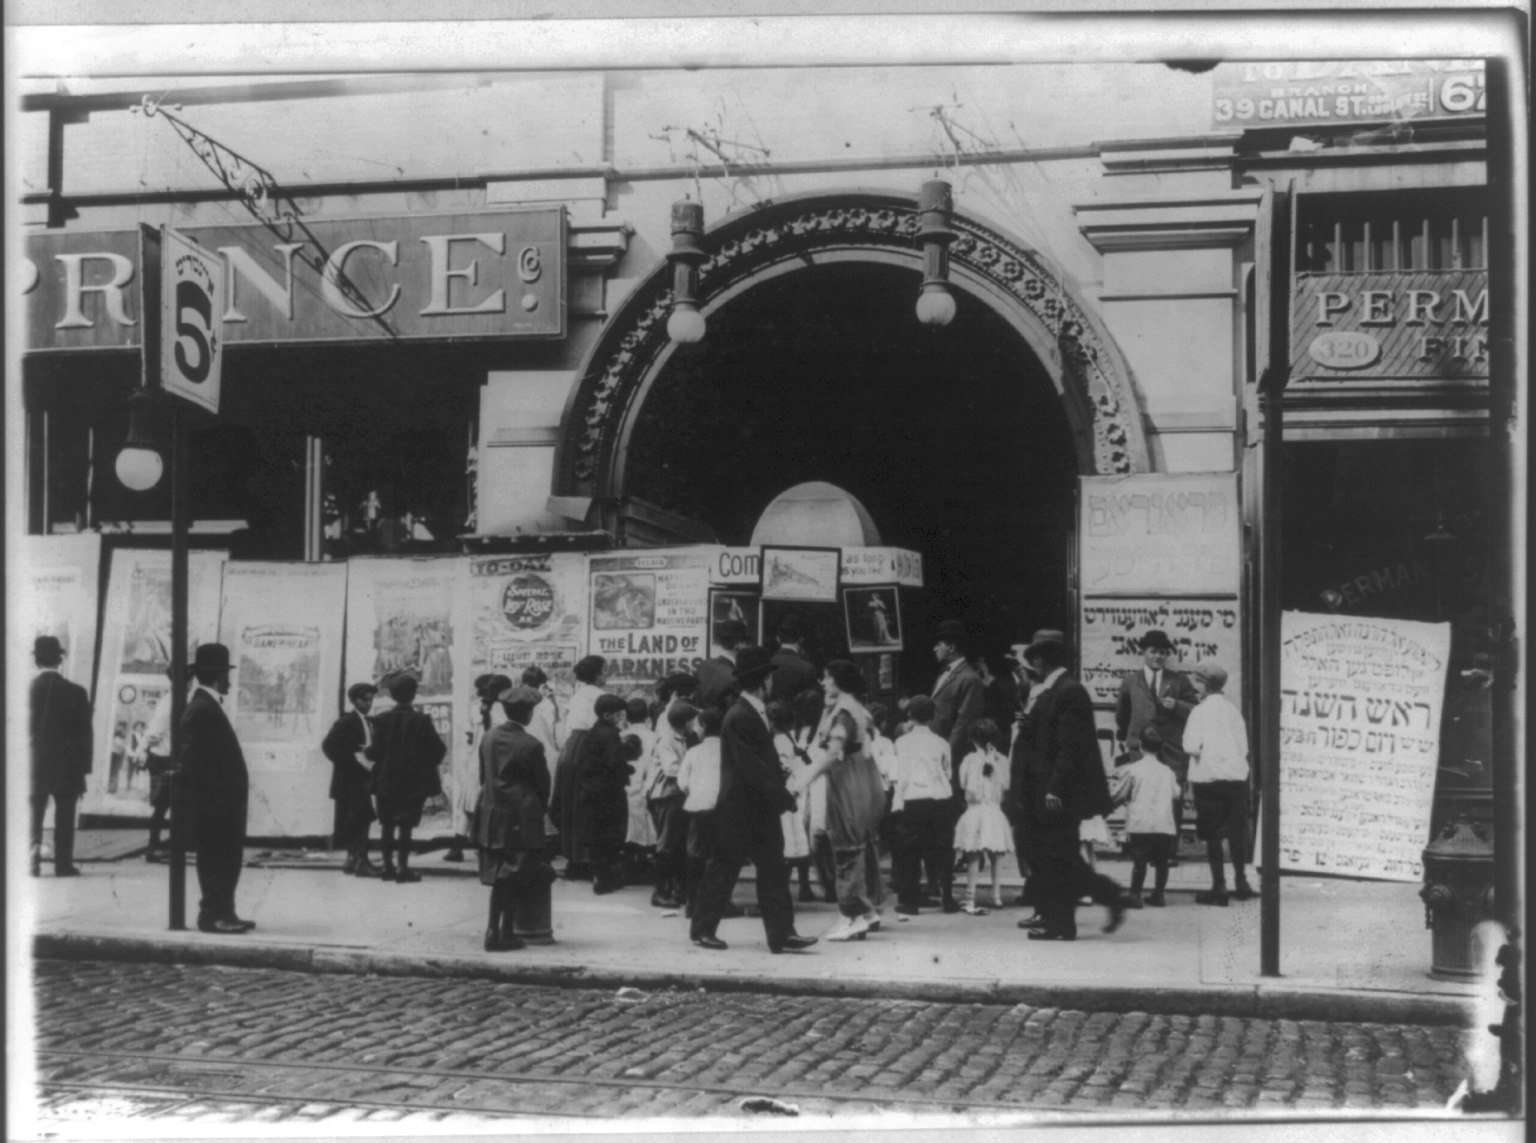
161, 228, 226, 414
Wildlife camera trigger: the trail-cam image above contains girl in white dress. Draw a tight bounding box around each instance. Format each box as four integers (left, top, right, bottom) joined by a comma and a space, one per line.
952, 718, 1013, 914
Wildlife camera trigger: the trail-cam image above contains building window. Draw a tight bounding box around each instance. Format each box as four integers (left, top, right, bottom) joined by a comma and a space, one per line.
1296, 190, 1488, 273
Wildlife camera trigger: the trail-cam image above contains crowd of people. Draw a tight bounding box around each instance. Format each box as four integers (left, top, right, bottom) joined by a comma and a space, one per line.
26, 611, 1256, 951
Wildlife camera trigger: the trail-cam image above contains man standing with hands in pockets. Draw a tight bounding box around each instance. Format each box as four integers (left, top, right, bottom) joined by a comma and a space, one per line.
1114, 629, 1198, 843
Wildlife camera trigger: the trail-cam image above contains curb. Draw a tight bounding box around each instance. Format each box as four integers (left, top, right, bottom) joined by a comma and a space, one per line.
33, 932, 1474, 1027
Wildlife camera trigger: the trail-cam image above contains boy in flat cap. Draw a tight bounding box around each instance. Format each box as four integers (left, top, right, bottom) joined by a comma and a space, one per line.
1183, 664, 1256, 904
322, 681, 381, 877
366, 670, 446, 882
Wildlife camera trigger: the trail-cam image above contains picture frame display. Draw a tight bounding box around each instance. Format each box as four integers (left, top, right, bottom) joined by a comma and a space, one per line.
759, 545, 841, 603
844, 585, 903, 653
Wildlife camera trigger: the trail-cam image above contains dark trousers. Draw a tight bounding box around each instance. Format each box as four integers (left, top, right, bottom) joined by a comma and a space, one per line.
333, 792, 373, 856
192, 807, 245, 921
691, 833, 794, 946
893, 799, 956, 906
1194, 780, 1250, 887
1033, 817, 1122, 936
30, 791, 79, 869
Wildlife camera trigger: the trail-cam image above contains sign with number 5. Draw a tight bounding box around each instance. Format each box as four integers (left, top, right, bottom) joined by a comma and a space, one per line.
160, 227, 226, 414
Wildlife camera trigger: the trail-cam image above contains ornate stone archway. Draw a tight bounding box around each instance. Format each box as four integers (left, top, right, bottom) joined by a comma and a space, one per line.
553, 189, 1149, 509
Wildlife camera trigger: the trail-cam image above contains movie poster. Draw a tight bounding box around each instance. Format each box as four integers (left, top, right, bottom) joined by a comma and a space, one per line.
588, 550, 710, 693
83, 548, 225, 817
17, 534, 102, 692
220, 561, 348, 836
342, 559, 471, 833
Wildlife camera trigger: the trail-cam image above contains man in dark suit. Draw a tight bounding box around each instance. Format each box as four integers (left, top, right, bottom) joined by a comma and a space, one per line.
1114, 628, 1199, 837
695, 618, 748, 712
477, 685, 554, 952
690, 646, 816, 954
180, 643, 254, 933
929, 619, 986, 785
1013, 631, 1127, 941
768, 613, 818, 708
322, 681, 381, 877
30, 635, 92, 877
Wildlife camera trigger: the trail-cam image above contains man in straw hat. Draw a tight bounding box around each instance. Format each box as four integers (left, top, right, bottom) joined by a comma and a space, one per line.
1012, 630, 1128, 941
181, 642, 255, 933
30, 635, 92, 878
690, 646, 816, 954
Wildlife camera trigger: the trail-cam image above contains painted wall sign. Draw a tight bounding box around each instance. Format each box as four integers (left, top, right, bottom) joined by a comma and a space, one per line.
1292, 269, 1489, 383
1213, 59, 1485, 128
21, 207, 565, 351
1278, 611, 1451, 882
1078, 473, 1242, 597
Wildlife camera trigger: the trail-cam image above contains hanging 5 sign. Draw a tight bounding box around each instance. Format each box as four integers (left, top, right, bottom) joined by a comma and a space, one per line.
143, 225, 226, 414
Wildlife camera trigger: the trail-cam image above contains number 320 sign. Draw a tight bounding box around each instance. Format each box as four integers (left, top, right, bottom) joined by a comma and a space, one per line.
156, 227, 226, 414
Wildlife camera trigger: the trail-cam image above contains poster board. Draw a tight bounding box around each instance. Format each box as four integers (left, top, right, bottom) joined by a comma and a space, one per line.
83, 548, 225, 817
844, 585, 903, 653
588, 549, 711, 693
1080, 597, 1242, 708
220, 562, 349, 836
17, 534, 102, 692
1279, 611, 1451, 881
1079, 472, 1241, 597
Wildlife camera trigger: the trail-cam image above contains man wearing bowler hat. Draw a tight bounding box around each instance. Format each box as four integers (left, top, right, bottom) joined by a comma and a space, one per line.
30, 635, 92, 877
929, 619, 986, 790
1114, 629, 1199, 839
696, 617, 750, 713
180, 643, 255, 933
322, 681, 382, 877
690, 646, 816, 953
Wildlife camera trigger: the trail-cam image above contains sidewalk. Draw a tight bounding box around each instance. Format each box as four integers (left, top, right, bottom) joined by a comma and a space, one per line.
25, 833, 1485, 1026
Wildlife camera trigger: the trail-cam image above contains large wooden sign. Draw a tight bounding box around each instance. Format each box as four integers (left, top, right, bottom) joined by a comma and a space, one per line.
1278, 611, 1451, 882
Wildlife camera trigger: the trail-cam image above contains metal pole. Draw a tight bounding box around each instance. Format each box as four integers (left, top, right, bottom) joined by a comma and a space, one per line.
168, 403, 190, 931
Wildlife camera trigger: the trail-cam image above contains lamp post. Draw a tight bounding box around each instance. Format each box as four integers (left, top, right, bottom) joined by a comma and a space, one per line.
665, 198, 708, 344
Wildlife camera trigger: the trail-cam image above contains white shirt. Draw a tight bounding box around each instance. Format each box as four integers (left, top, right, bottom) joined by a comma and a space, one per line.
741, 689, 768, 729
564, 683, 604, 734
1184, 692, 1251, 783
1111, 755, 1180, 835
525, 697, 560, 761
893, 724, 952, 808
933, 656, 964, 696
193, 682, 225, 706
1144, 666, 1163, 694
677, 738, 722, 813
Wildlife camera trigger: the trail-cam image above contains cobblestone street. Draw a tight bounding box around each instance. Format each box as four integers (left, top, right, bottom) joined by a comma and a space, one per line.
25, 959, 1469, 1127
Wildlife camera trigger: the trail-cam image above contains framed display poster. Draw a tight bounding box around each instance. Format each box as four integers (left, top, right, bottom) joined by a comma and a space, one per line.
1078, 472, 1241, 597
588, 550, 710, 691
760, 545, 840, 603
844, 585, 903, 653
709, 588, 761, 649
17, 533, 102, 692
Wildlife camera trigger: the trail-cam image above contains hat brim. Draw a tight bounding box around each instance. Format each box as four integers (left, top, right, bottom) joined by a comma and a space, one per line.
733, 665, 775, 685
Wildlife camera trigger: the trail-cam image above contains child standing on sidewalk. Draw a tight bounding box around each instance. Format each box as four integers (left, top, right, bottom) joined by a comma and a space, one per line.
1109, 726, 1180, 908
952, 718, 1013, 914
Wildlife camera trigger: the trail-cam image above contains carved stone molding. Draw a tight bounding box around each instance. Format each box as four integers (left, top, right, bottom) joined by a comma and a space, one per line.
556, 193, 1146, 496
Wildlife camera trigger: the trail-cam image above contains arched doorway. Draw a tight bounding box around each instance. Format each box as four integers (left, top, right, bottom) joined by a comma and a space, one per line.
554, 190, 1150, 663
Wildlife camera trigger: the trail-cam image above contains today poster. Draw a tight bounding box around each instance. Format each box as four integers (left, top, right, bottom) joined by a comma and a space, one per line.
220, 561, 349, 836
1278, 611, 1452, 882
83, 548, 225, 817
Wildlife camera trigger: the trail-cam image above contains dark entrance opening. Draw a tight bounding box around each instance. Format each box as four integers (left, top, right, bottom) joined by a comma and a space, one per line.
624, 260, 1080, 676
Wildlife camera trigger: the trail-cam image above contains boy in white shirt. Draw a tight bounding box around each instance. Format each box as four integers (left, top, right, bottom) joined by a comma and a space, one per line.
676, 707, 722, 918
890, 696, 960, 916
1183, 663, 1255, 905
1110, 726, 1180, 907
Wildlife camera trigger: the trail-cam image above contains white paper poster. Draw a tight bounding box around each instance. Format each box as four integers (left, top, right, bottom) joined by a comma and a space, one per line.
1079, 473, 1241, 596
1279, 611, 1452, 882
84, 548, 225, 817
1079, 596, 1243, 708
588, 550, 710, 693
220, 561, 348, 836
17, 534, 102, 692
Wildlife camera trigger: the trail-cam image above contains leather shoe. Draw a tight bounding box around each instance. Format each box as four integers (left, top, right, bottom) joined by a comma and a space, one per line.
1195, 889, 1230, 906
353, 860, 380, 878
797, 886, 819, 903
1233, 883, 1259, 901
894, 903, 920, 916
1104, 898, 1128, 934
942, 898, 962, 914
1016, 915, 1047, 929
1027, 928, 1076, 941
342, 855, 358, 875
55, 865, 83, 877
769, 935, 818, 953
380, 867, 398, 882
692, 935, 728, 950
395, 869, 423, 883
198, 918, 250, 934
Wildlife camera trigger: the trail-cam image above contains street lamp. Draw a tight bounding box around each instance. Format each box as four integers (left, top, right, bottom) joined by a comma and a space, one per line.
114, 390, 165, 491
665, 198, 708, 344
914, 178, 958, 328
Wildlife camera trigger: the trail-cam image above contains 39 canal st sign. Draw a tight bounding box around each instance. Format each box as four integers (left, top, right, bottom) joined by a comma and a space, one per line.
21, 207, 566, 351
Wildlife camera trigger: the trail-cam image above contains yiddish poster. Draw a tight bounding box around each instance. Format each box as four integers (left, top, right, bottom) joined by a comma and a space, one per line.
1080, 596, 1243, 708
220, 561, 348, 836
84, 548, 225, 817
1279, 611, 1452, 882
589, 550, 710, 692
18, 533, 102, 692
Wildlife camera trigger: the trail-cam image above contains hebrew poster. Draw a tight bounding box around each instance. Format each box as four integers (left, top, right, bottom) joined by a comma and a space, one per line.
1080, 596, 1243, 708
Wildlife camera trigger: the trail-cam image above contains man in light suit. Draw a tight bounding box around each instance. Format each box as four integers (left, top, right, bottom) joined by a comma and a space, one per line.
929, 619, 986, 794
322, 681, 381, 877
690, 646, 816, 954
180, 643, 254, 934
1114, 628, 1199, 837
30, 635, 92, 877
1014, 631, 1127, 941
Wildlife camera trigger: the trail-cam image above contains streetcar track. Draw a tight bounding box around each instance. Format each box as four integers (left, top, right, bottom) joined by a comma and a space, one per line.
35, 1046, 1074, 1115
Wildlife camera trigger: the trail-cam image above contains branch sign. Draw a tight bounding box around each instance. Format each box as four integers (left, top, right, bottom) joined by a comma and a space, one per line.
160, 227, 226, 414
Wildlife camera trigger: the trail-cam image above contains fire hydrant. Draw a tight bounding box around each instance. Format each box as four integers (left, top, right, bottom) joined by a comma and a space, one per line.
1421, 816, 1497, 979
